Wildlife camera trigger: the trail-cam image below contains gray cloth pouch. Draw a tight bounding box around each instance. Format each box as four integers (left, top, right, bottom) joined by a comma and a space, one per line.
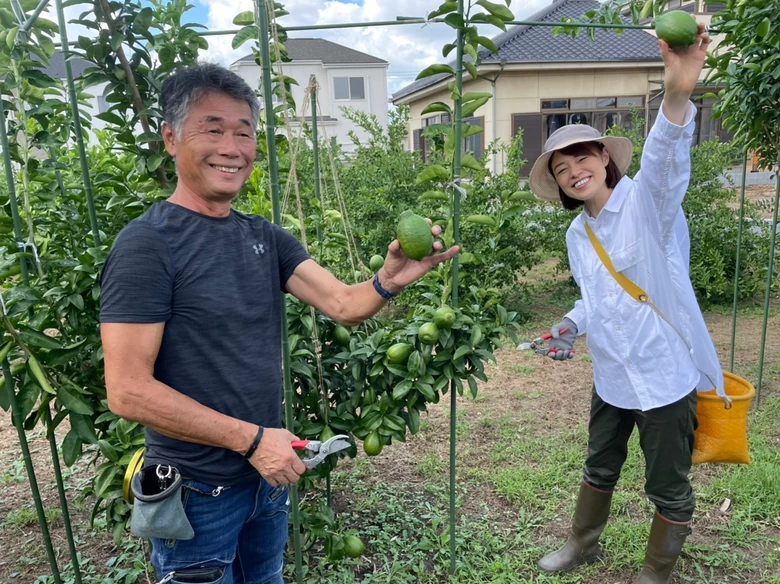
130, 465, 194, 541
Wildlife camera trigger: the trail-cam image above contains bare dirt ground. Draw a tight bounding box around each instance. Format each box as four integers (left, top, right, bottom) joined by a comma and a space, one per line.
728, 184, 778, 218
0, 303, 778, 583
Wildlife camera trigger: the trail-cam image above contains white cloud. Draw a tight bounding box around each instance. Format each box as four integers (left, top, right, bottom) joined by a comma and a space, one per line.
200, 0, 549, 97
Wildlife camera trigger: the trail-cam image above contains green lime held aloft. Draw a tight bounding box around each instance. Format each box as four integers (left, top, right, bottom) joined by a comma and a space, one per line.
397, 211, 433, 261
654, 11, 698, 48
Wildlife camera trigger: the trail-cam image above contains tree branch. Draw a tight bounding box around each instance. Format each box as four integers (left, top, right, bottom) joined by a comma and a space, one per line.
97, 0, 169, 189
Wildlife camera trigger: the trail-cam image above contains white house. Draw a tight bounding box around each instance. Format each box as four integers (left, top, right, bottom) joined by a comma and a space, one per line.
230, 38, 389, 153
40, 50, 111, 139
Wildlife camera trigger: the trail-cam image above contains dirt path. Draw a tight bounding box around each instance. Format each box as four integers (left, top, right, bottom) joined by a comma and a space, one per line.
0, 307, 778, 582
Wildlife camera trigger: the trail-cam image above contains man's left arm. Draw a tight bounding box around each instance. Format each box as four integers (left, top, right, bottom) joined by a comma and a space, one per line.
285, 224, 459, 326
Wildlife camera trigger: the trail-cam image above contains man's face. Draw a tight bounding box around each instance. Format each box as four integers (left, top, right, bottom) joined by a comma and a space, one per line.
162, 92, 256, 202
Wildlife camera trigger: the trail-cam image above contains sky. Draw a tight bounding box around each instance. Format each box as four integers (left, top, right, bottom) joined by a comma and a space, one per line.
40, 0, 550, 98
188, 0, 551, 97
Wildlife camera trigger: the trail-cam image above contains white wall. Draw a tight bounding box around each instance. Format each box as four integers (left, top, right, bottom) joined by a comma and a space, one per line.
231, 60, 388, 153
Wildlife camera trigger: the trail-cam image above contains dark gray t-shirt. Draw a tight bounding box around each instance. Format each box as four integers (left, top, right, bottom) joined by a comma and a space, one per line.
100, 201, 310, 485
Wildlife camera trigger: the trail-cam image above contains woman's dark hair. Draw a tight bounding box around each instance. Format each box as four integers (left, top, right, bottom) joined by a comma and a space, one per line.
547, 141, 622, 210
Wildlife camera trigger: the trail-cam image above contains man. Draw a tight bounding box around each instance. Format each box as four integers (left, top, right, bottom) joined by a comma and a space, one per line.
100, 63, 457, 584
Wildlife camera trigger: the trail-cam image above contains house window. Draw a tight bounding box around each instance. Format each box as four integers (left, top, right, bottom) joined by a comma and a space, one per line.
334, 77, 365, 100
541, 99, 568, 110
463, 116, 484, 161
540, 96, 645, 138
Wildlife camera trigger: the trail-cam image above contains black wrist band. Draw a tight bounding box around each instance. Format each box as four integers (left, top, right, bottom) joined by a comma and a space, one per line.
244, 426, 264, 459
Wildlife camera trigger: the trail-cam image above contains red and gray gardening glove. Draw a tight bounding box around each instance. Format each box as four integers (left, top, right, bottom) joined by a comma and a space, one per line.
547, 317, 577, 361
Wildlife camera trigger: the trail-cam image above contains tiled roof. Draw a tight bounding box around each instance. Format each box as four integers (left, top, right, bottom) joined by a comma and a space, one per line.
392, 0, 661, 102
234, 38, 387, 66
36, 49, 92, 80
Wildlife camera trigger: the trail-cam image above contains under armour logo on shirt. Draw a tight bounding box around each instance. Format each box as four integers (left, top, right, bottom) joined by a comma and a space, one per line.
253, 244, 265, 255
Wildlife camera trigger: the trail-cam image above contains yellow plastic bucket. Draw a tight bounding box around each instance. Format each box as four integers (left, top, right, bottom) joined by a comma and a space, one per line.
692, 371, 754, 465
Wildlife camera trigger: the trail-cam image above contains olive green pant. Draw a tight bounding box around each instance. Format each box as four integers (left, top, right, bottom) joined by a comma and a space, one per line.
583, 388, 698, 523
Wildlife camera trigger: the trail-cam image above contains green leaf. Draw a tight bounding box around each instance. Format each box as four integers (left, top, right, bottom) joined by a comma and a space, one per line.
442, 43, 456, 58
464, 43, 478, 62
462, 95, 489, 117
464, 61, 478, 80
462, 91, 493, 103
147, 154, 164, 171
136, 131, 162, 143
483, 14, 507, 31
421, 102, 452, 116
69, 412, 98, 444
18, 325, 63, 350
444, 13, 465, 29
98, 439, 120, 463
756, 18, 770, 38
475, 36, 498, 54
476, 0, 514, 21
393, 379, 414, 400
461, 154, 482, 171
95, 465, 121, 498
428, 1, 458, 19
467, 376, 479, 398
62, 429, 82, 466
233, 10, 255, 25
416, 64, 455, 80
96, 111, 124, 126
453, 344, 471, 361
232, 25, 259, 50
57, 384, 93, 415
416, 164, 450, 184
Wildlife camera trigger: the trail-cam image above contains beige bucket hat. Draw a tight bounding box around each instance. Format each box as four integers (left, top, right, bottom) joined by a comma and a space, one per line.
528, 124, 633, 202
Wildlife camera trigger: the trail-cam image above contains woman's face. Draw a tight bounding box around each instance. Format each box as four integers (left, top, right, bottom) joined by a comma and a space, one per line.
550, 145, 611, 204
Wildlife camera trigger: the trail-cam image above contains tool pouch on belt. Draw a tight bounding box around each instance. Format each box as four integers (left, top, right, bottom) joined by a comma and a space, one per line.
130, 464, 194, 541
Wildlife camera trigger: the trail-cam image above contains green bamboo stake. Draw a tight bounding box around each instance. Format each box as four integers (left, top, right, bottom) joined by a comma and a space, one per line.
44, 407, 83, 583
307, 76, 331, 507
195, 18, 669, 38
20, 0, 51, 32
254, 1, 303, 582
310, 76, 325, 262
449, 0, 464, 576
3, 360, 63, 583
755, 164, 780, 407
2, 97, 83, 582
729, 150, 749, 373
54, 0, 101, 246
0, 93, 32, 284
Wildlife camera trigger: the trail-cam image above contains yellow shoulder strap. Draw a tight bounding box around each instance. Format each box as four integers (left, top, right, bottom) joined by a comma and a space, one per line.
584, 223, 649, 304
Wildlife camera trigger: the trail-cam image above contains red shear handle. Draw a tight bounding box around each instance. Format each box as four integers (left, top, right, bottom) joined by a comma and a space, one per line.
540, 326, 569, 341
291, 440, 310, 450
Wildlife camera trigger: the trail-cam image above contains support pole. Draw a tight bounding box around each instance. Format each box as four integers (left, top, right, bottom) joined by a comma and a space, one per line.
310, 76, 324, 261
449, 0, 464, 576
729, 150, 748, 372
755, 164, 780, 407
3, 361, 62, 583
54, 0, 101, 245
0, 92, 32, 283
44, 408, 83, 584
254, 1, 303, 582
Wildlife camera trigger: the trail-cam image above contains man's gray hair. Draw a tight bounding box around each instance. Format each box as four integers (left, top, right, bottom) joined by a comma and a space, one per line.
160, 63, 260, 137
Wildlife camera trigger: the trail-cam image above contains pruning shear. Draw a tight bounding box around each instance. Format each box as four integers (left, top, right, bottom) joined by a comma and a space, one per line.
516, 327, 574, 357
291, 435, 351, 469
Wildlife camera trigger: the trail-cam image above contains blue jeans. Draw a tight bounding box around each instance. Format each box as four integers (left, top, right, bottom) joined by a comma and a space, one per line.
151, 476, 289, 584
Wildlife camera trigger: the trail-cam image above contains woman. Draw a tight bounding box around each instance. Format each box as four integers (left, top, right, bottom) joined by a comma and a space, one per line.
527, 17, 724, 584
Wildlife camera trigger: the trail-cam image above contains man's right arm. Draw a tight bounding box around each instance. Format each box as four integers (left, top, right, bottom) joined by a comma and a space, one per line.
101, 322, 306, 486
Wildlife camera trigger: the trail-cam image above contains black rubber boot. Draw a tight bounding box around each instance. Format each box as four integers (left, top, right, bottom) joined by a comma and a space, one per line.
634, 511, 691, 584
538, 481, 613, 573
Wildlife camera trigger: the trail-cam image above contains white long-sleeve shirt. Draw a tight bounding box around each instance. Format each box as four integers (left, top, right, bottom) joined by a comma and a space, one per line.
565, 101, 724, 411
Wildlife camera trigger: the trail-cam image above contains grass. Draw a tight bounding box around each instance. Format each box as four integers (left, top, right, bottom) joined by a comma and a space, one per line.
290, 391, 780, 583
